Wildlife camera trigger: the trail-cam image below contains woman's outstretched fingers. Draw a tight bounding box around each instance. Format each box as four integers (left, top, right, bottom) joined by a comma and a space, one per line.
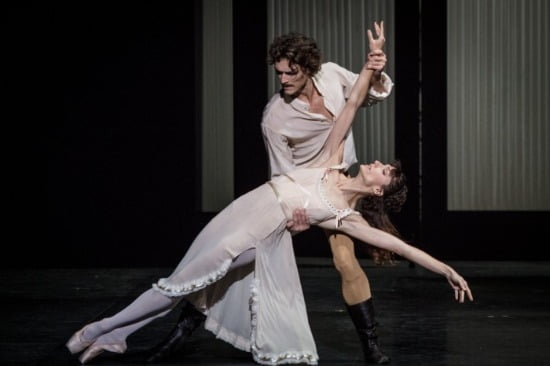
465, 286, 474, 302
367, 20, 385, 51
459, 278, 474, 302
374, 21, 384, 39
449, 272, 473, 303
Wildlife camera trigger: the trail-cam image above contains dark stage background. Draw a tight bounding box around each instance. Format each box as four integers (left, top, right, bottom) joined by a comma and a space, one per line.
7, 1, 549, 269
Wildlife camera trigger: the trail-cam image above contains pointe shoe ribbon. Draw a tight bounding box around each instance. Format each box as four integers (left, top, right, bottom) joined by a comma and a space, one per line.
66, 327, 94, 355
78, 341, 127, 364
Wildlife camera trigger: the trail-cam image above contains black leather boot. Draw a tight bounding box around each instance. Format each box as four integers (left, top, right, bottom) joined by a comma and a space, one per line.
146, 301, 206, 363
346, 298, 391, 364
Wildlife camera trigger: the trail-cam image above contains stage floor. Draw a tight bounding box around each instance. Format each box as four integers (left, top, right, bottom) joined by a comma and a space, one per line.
2, 259, 549, 366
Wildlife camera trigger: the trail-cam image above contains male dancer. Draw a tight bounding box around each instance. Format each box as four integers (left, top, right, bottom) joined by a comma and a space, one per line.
148, 23, 393, 364
261, 23, 393, 365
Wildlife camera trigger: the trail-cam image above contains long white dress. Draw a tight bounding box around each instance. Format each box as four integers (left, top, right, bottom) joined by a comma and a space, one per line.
152, 167, 358, 365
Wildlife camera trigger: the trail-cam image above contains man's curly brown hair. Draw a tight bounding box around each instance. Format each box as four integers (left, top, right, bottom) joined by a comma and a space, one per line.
267, 32, 322, 77
357, 160, 408, 265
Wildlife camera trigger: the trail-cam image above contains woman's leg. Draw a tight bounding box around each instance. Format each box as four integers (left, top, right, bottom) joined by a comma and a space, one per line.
90, 307, 171, 347
80, 289, 181, 343
228, 247, 256, 270
146, 248, 257, 362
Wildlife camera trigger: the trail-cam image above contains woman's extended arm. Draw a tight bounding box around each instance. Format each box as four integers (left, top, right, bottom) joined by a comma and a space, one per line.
322, 61, 374, 164
322, 22, 386, 167
320, 215, 474, 303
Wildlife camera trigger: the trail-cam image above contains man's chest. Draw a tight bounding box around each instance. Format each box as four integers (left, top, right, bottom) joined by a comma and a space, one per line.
308, 94, 334, 121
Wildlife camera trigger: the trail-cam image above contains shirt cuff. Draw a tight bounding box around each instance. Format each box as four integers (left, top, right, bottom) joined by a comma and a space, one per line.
367, 71, 394, 101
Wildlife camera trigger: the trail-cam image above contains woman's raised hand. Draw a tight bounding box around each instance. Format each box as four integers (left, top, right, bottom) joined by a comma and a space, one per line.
368, 21, 385, 52
366, 21, 386, 73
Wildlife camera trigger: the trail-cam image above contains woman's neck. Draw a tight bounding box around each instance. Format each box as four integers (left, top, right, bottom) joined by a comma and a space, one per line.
334, 172, 368, 208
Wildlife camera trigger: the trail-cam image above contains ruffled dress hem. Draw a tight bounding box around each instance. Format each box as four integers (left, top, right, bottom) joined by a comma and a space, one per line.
250, 279, 319, 366
152, 258, 233, 297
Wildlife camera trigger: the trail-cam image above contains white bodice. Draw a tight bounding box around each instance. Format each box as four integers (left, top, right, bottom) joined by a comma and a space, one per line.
269, 167, 359, 228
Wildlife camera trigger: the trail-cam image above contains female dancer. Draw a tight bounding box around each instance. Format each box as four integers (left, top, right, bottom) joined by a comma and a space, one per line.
66, 23, 473, 365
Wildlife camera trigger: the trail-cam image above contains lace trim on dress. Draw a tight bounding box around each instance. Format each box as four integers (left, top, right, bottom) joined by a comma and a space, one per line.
152, 258, 233, 297
318, 168, 358, 228
249, 279, 319, 365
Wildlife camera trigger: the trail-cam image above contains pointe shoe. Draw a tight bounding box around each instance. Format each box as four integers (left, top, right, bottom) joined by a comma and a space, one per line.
78, 341, 127, 364
66, 326, 94, 354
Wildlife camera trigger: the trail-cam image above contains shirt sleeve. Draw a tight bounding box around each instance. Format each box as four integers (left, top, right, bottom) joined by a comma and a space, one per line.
261, 123, 296, 178
326, 62, 394, 107
365, 71, 394, 106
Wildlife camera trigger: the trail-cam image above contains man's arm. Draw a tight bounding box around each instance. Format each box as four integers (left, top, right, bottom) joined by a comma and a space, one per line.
367, 72, 393, 103
330, 64, 393, 107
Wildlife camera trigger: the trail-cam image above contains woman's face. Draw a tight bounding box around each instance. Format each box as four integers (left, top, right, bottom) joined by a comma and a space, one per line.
274, 58, 308, 97
359, 160, 394, 195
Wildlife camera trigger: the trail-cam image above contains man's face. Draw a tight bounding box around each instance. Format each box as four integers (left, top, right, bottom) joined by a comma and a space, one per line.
274, 58, 308, 97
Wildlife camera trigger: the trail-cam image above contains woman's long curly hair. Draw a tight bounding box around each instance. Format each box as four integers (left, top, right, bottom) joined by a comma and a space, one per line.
357, 160, 408, 265
267, 32, 322, 77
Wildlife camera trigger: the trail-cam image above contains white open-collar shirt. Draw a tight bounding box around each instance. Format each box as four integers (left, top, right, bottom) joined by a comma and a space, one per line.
261, 62, 393, 177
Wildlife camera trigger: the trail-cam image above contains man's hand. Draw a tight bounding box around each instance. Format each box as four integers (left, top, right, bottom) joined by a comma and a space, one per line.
366, 50, 387, 73
286, 208, 310, 234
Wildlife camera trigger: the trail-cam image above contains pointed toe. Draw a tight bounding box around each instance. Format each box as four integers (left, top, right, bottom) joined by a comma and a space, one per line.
78, 341, 127, 364
78, 345, 104, 364
66, 327, 93, 354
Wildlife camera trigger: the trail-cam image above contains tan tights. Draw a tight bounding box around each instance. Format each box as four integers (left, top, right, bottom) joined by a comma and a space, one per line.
327, 231, 371, 305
